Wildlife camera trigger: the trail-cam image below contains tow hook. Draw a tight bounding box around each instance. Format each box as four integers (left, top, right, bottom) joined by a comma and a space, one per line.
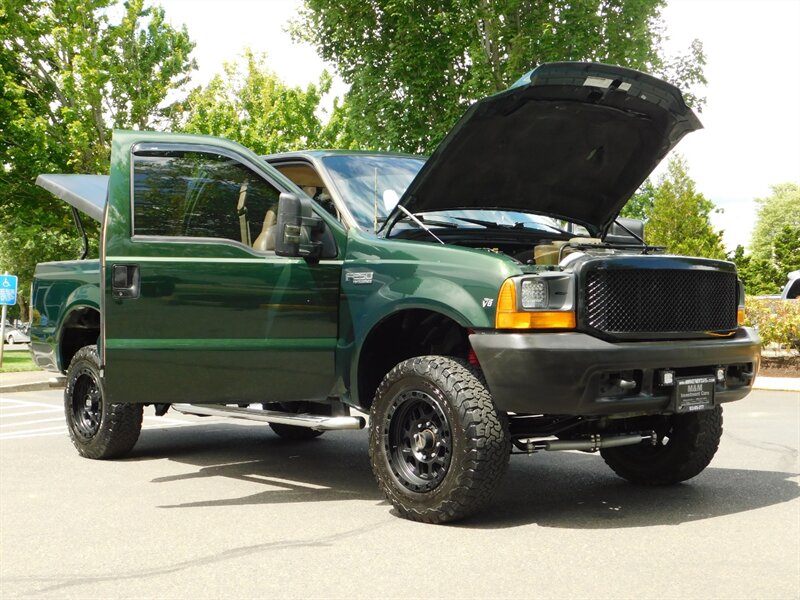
512, 431, 657, 454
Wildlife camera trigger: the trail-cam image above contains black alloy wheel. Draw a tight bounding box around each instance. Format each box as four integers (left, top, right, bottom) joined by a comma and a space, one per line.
385, 389, 452, 493
64, 345, 142, 459
369, 356, 510, 523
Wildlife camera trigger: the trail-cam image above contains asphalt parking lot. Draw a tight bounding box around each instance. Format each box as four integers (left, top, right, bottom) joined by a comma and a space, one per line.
1, 388, 798, 599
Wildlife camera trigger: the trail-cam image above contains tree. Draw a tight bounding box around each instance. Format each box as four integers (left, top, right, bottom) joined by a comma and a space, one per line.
750, 183, 800, 262
292, 0, 706, 153
773, 225, 800, 278
0, 0, 195, 317
620, 179, 657, 220
730, 245, 781, 296
177, 49, 341, 154
643, 155, 726, 260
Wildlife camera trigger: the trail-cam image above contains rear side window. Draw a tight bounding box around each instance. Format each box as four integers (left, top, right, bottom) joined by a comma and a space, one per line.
132, 149, 280, 244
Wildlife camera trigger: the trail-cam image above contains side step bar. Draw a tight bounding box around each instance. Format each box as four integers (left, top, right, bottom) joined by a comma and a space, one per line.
171, 404, 366, 431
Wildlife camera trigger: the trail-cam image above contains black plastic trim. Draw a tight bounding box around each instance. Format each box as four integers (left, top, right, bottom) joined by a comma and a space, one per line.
469, 328, 760, 416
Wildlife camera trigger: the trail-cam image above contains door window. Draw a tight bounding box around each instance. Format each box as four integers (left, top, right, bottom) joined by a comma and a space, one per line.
132, 149, 280, 247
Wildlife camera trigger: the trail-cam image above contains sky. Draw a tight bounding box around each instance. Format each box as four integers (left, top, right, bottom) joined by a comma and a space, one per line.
158, 0, 800, 252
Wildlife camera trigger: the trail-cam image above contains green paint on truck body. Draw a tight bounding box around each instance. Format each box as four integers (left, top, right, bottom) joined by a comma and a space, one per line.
32, 130, 517, 408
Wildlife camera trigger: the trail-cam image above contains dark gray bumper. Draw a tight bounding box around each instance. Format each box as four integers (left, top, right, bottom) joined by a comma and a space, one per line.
469, 328, 760, 416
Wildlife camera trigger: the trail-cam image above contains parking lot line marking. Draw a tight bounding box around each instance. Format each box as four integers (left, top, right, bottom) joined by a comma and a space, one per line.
246, 474, 331, 490
0, 417, 64, 428
0, 425, 66, 439
143, 422, 193, 430
0, 399, 61, 409
1, 396, 59, 404
0, 430, 67, 440
143, 416, 192, 425
0, 407, 63, 418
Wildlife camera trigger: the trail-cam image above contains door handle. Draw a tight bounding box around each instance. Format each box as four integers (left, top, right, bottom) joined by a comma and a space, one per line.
112, 264, 140, 299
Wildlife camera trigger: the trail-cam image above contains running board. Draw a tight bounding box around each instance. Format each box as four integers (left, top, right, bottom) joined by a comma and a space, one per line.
171, 404, 366, 431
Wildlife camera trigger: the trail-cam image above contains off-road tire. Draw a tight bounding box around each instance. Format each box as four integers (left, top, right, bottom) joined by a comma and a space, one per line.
601, 407, 723, 485
64, 345, 143, 459
369, 356, 510, 524
268, 423, 324, 440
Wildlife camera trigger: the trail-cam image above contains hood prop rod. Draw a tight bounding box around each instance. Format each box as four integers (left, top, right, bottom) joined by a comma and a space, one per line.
71, 206, 89, 260
396, 205, 445, 245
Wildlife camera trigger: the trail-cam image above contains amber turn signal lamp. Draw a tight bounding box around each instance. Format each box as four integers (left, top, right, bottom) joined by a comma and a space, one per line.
495, 279, 576, 330
737, 307, 746, 326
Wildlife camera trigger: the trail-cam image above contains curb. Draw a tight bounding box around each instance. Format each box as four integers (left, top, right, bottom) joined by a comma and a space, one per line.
0, 377, 64, 394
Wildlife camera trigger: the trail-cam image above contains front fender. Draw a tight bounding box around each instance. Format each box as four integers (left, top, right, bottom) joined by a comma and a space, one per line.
342, 275, 497, 406
361, 275, 494, 332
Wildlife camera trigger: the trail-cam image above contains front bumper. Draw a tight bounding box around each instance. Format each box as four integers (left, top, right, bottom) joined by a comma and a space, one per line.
469, 327, 760, 416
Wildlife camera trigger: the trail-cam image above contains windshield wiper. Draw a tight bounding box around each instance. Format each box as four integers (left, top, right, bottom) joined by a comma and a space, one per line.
378, 214, 459, 229
449, 216, 574, 236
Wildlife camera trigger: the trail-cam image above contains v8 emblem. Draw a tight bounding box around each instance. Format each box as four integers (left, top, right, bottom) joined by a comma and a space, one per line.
482, 298, 494, 308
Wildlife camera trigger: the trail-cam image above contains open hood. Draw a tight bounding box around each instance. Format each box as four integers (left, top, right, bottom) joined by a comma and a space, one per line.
394, 62, 702, 233
36, 174, 108, 222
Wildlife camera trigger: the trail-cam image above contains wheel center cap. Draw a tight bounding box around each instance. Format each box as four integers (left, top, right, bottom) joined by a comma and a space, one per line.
413, 429, 436, 452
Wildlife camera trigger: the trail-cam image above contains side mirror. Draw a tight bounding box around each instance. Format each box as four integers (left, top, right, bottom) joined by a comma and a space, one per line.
275, 192, 323, 259
604, 218, 645, 245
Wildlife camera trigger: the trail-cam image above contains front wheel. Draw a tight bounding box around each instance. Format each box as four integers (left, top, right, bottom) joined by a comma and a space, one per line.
369, 356, 510, 524
5, 335, 14, 345
64, 346, 143, 459
601, 407, 723, 485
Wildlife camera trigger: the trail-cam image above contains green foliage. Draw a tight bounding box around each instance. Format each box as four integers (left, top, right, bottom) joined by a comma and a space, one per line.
0, 351, 38, 373
731, 224, 799, 296
745, 298, 800, 349
0, 0, 196, 315
620, 179, 657, 220
292, 0, 706, 153
178, 49, 343, 153
642, 155, 726, 259
750, 183, 800, 262
774, 225, 800, 272
731, 245, 781, 296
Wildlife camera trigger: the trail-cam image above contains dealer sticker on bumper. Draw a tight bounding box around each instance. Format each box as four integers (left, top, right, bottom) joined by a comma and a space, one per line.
674, 376, 716, 413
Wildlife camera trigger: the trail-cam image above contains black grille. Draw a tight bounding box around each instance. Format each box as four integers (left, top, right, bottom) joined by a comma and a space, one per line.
584, 269, 737, 335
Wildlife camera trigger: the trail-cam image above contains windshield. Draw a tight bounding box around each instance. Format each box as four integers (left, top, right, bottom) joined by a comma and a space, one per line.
321, 155, 424, 230
321, 154, 589, 236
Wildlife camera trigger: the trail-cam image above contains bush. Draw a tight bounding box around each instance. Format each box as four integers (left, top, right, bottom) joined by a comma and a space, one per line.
745, 297, 800, 349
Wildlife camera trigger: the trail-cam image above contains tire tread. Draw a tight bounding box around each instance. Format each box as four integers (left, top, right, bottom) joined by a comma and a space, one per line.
369, 356, 510, 523
601, 407, 723, 485
65, 346, 142, 460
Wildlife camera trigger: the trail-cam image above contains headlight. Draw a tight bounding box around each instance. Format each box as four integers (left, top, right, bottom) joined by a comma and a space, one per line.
521, 279, 548, 309
495, 274, 576, 330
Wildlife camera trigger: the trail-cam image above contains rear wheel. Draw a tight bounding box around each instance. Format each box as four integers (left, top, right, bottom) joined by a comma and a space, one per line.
601, 407, 723, 485
64, 346, 143, 459
369, 356, 510, 524
263, 402, 324, 440
268, 423, 324, 440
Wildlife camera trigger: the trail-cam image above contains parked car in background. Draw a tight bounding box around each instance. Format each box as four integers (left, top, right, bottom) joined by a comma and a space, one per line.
781, 270, 800, 300
3, 323, 31, 345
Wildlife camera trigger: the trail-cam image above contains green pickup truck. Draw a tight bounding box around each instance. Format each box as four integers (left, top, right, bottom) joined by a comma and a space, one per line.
30, 62, 760, 523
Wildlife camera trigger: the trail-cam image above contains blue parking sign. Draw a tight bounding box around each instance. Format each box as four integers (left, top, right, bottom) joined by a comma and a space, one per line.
0, 275, 18, 305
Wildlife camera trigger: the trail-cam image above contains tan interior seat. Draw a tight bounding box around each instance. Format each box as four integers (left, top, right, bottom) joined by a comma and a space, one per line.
253, 207, 277, 251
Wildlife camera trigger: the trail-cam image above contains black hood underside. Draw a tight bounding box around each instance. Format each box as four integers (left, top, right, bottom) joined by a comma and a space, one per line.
396, 62, 702, 234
